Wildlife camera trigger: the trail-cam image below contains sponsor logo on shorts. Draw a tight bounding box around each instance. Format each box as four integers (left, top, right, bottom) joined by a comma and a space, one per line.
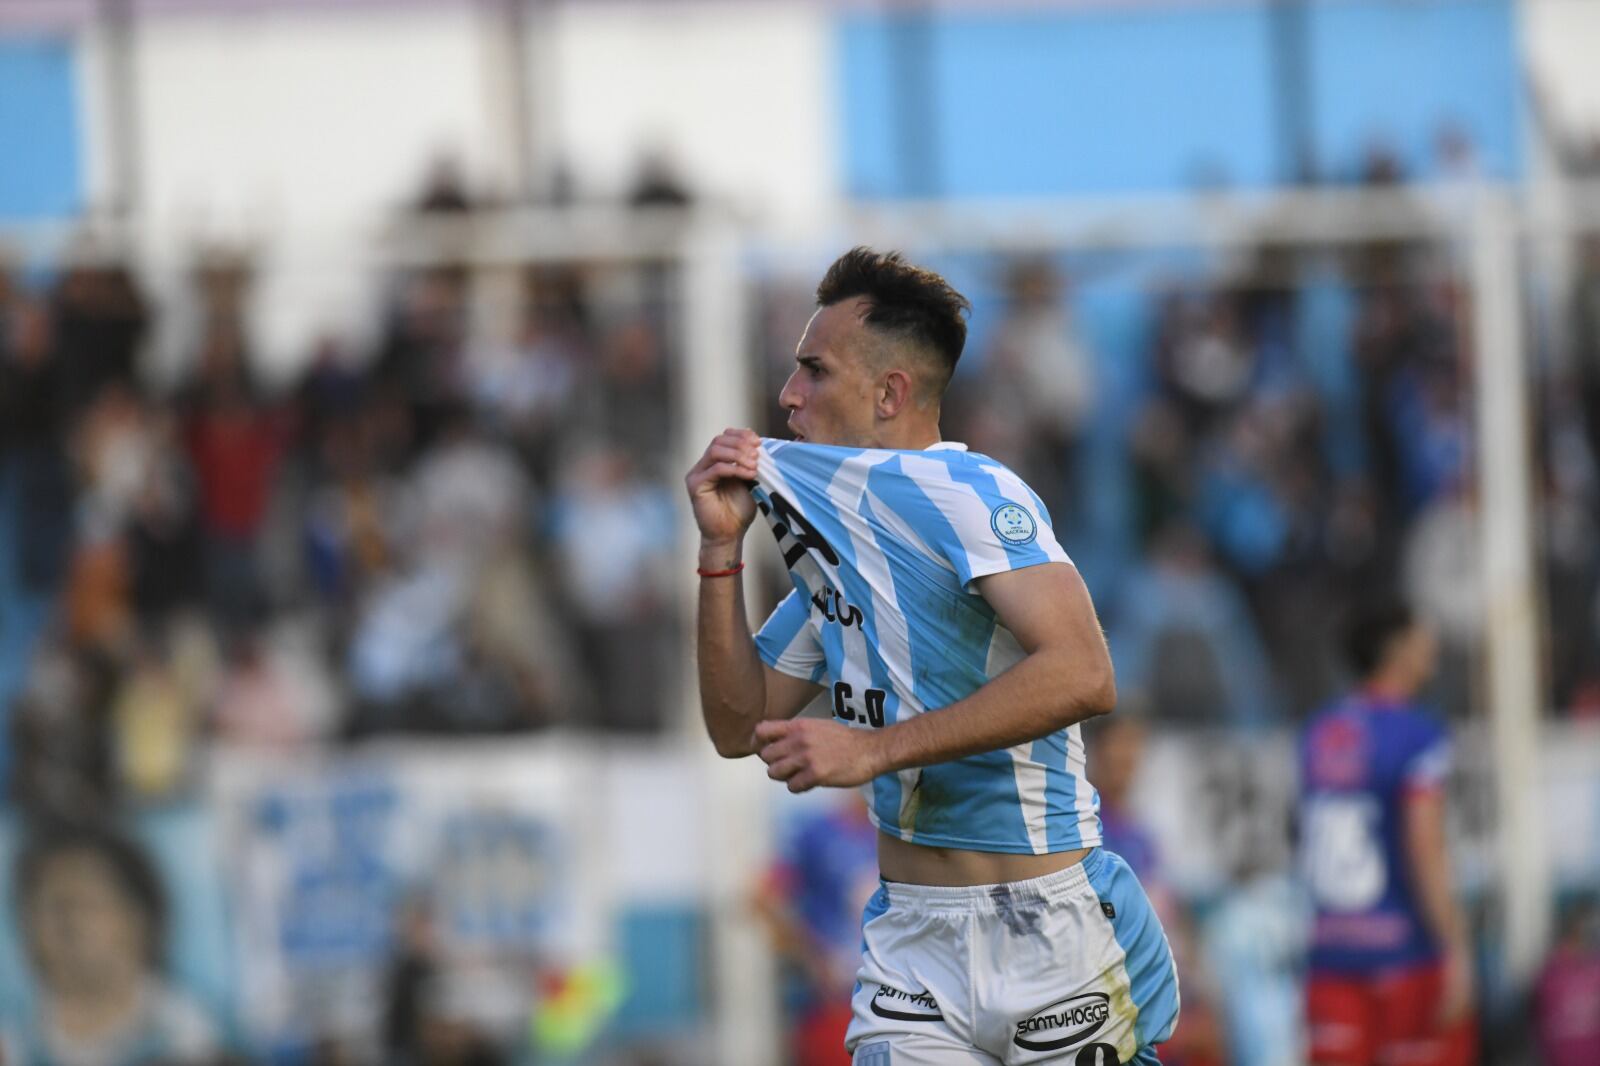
1013, 992, 1111, 1052
870, 984, 944, 1022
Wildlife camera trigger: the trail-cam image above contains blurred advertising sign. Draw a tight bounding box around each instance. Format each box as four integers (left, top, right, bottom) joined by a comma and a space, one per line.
208, 739, 611, 1049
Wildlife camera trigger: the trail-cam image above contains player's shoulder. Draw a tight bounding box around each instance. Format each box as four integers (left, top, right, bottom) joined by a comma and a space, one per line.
1300, 698, 1360, 746
940, 445, 1026, 486
1391, 702, 1450, 751
1300, 702, 1368, 784
903, 447, 1052, 520
1336, 697, 1450, 781
1356, 697, 1447, 744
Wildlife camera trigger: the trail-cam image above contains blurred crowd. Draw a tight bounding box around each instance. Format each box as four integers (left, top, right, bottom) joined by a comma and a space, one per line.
0, 187, 692, 812
924, 156, 1600, 728
0, 167, 694, 1062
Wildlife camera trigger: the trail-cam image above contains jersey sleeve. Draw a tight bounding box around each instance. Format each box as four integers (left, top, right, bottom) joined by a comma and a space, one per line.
922, 464, 1073, 591
755, 587, 827, 683
1401, 718, 1452, 794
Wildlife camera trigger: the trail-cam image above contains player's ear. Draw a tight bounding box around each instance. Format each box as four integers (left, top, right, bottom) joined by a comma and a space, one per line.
878, 368, 913, 419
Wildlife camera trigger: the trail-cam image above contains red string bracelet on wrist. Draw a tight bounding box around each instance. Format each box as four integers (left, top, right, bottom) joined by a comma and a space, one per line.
697, 561, 746, 578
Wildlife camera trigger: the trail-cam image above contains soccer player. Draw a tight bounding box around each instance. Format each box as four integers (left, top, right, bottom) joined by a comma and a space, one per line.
686, 248, 1179, 1065
1299, 598, 1475, 1066
752, 793, 880, 1066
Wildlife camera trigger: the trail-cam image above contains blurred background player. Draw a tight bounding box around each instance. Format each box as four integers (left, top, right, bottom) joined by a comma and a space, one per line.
1089, 715, 1228, 1066
1299, 598, 1475, 1066
751, 792, 878, 1066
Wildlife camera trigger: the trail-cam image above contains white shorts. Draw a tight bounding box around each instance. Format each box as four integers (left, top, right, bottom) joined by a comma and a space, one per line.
846, 848, 1179, 1066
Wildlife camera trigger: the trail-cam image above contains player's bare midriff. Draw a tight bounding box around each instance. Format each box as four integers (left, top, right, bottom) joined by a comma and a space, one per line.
877, 831, 1092, 887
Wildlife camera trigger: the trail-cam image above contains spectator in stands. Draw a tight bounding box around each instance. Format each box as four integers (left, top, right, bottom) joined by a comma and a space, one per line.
374, 269, 471, 454
212, 625, 336, 748
2, 295, 77, 598
123, 422, 201, 627
627, 147, 694, 209
384, 895, 442, 1065
468, 276, 587, 489
109, 632, 196, 801
1156, 289, 1257, 439
1401, 481, 1479, 718
300, 397, 403, 613
3, 820, 221, 1065
1128, 398, 1196, 549
972, 257, 1096, 534
1535, 896, 1600, 1066
1196, 396, 1336, 715
408, 404, 531, 572
292, 336, 369, 482
1201, 848, 1309, 1066
50, 256, 149, 416
415, 153, 474, 215
547, 444, 676, 730
1195, 405, 1297, 583
590, 316, 673, 474
1570, 234, 1600, 485
1539, 456, 1600, 715
179, 320, 289, 637
1109, 523, 1277, 725
8, 642, 115, 818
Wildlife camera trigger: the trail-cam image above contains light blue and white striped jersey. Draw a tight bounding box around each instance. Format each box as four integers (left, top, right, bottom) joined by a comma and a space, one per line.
752, 438, 1102, 855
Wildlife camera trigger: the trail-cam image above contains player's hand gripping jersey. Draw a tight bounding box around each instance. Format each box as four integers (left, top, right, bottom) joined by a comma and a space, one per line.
1299, 694, 1452, 972
751, 438, 1102, 855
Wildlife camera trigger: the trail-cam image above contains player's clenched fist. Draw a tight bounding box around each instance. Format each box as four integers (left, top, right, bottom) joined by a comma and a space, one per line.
754, 718, 886, 794
685, 428, 761, 545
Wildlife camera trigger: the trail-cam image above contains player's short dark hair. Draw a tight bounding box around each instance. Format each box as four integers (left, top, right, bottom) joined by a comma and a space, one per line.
14, 818, 169, 968
1341, 596, 1416, 679
815, 247, 971, 393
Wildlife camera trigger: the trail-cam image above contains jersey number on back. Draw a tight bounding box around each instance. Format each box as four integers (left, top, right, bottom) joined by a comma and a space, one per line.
1304, 795, 1386, 911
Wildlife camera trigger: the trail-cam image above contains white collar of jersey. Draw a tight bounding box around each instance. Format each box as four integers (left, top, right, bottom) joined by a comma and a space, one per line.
924, 441, 968, 452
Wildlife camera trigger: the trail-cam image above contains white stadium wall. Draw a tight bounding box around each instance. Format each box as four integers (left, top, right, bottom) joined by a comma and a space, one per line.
1523, 0, 1600, 138
72, 0, 836, 373
545, 1, 837, 226
82, 2, 504, 376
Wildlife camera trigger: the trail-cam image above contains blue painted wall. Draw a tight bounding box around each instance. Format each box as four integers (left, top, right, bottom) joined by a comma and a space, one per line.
0, 36, 82, 220
839, 0, 1521, 199
1308, 0, 1521, 181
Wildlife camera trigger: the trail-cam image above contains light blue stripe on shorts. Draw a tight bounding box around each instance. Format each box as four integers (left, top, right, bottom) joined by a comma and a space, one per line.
1084, 847, 1182, 1050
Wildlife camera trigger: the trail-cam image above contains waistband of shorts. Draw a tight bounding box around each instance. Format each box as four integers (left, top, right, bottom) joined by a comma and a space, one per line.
879, 847, 1103, 912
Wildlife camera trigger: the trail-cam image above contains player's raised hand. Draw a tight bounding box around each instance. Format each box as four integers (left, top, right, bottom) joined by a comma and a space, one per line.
754, 718, 884, 793
685, 428, 761, 545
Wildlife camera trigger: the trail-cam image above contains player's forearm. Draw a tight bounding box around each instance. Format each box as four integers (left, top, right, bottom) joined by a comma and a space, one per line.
1406, 793, 1469, 954
1416, 874, 1468, 960
696, 538, 766, 757
872, 645, 1115, 775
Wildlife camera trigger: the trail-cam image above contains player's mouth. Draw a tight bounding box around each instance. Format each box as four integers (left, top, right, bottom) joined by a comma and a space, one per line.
788, 421, 806, 441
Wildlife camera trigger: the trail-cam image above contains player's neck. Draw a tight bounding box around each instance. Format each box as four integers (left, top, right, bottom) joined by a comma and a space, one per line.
870, 418, 943, 451
1361, 674, 1419, 704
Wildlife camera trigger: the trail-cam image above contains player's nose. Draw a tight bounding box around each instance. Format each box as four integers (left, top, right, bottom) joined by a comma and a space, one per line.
778, 371, 803, 410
